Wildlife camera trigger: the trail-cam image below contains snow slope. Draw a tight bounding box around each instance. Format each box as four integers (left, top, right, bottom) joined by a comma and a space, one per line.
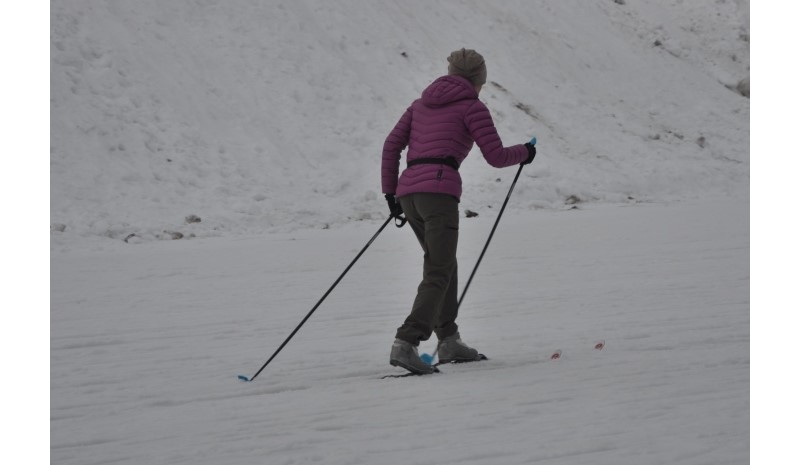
50, 0, 749, 243
49, 1, 750, 464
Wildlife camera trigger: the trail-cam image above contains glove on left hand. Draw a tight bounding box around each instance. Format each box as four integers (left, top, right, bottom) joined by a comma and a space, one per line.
385, 194, 403, 218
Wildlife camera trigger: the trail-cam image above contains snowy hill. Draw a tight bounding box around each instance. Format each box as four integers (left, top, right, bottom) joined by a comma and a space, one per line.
50, 0, 749, 244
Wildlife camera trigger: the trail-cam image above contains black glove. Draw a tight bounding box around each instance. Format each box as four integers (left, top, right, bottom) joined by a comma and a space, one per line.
522, 143, 536, 165
385, 194, 404, 218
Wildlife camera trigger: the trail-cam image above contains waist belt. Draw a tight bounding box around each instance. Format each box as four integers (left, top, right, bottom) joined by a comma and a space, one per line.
407, 156, 460, 170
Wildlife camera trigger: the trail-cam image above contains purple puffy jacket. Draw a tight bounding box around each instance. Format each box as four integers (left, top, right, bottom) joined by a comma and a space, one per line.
382, 75, 529, 200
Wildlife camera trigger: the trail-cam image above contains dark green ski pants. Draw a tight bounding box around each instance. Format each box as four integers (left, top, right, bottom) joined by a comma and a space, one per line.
395, 193, 460, 345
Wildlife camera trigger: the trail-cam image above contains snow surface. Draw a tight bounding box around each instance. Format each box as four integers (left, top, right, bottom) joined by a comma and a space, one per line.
49, 1, 750, 464
50, 0, 749, 244
51, 199, 748, 465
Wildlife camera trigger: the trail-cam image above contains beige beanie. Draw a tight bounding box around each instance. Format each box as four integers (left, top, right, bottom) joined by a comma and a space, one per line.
447, 48, 487, 86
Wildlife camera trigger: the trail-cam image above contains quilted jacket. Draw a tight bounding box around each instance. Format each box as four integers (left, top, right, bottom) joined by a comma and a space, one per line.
381, 75, 528, 200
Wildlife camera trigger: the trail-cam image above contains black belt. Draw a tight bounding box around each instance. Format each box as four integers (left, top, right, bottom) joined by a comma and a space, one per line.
407, 156, 459, 170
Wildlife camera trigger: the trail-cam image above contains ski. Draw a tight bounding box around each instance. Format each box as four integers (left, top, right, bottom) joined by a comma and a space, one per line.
435, 353, 489, 366
380, 354, 488, 379
381, 341, 603, 378
381, 366, 440, 379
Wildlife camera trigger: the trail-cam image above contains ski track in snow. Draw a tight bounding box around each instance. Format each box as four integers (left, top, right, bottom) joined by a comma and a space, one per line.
51, 199, 748, 465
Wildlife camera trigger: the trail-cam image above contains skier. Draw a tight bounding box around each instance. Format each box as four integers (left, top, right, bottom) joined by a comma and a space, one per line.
382, 48, 537, 374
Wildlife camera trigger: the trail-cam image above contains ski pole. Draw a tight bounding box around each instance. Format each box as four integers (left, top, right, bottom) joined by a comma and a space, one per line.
421, 140, 533, 365
239, 215, 394, 382
457, 162, 525, 309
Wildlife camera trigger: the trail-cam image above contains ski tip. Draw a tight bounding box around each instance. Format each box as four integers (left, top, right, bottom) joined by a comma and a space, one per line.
594, 340, 605, 351
550, 350, 562, 360
237, 375, 250, 382
420, 353, 435, 366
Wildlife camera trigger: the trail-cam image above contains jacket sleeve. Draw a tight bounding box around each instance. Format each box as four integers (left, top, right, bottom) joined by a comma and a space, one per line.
381, 106, 413, 194
464, 100, 528, 168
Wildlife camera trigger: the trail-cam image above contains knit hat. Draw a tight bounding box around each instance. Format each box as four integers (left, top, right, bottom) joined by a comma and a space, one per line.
447, 48, 487, 86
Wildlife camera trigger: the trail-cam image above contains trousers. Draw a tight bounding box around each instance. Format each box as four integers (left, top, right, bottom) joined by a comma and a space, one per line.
395, 193, 460, 344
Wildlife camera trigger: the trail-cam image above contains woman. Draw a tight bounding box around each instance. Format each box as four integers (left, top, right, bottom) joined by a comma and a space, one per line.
382, 48, 536, 374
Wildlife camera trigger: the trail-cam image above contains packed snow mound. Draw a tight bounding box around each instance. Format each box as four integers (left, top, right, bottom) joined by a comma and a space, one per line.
51, 0, 749, 243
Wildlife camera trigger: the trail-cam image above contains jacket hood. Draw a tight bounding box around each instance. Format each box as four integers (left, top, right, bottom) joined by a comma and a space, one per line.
420, 75, 478, 107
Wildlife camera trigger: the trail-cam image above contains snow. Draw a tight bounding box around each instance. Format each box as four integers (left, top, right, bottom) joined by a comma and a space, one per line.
43, 0, 754, 464
51, 199, 748, 465
49, 0, 749, 244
